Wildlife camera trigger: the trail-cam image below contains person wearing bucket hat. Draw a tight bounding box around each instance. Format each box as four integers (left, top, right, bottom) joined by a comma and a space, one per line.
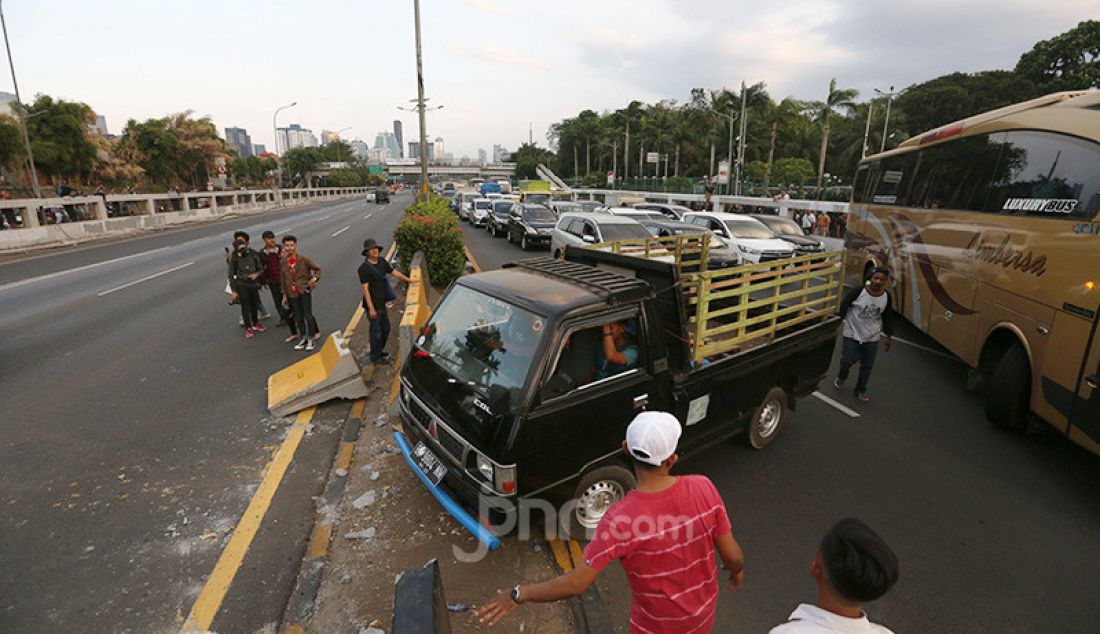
358, 238, 413, 365
477, 412, 745, 632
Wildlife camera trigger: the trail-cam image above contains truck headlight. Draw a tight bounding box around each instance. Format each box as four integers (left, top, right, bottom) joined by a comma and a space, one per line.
526, 226, 537, 235
476, 453, 493, 481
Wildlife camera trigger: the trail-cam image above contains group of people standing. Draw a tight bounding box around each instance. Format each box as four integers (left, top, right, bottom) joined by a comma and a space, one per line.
795, 209, 847, 238
226, 230, 322, 351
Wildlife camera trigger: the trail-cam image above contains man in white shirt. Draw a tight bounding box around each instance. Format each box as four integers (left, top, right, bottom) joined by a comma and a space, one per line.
801, 210, 816, 234
770, 517, 899, 634
834, 267, 894, 402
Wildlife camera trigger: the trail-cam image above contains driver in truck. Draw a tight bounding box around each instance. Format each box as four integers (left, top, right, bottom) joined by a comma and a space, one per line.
588, 319, 640, 383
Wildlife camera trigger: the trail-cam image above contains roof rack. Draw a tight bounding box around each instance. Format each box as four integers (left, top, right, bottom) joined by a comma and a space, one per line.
503, 257, 654, 304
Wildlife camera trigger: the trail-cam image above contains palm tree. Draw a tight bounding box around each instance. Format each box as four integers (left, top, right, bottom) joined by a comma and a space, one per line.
814, 78, 858, 189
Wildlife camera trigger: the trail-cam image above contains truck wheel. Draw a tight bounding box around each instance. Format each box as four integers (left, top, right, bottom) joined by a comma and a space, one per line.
748, 386, 788, 449
566, 465, 635, 540
986, 343, 1030, 431
553, 249, 563, 260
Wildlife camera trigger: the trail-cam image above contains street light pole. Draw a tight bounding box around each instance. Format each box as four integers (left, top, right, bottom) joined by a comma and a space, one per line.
272, 101, 297, 188
874, 86, 902, 154
335, 126, 352, 164
735, 80, 748, 196
0, 0, 41, 202
704, 106, 734, 196
413, 0, 430, 200
861, 99, 875, 159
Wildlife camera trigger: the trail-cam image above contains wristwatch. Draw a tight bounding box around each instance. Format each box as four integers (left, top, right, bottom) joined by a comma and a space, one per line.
511, 584, 522, 604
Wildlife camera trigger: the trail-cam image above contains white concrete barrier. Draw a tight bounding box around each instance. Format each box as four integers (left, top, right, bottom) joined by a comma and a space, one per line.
0, 187, 371, 252
571, 188, 850, 215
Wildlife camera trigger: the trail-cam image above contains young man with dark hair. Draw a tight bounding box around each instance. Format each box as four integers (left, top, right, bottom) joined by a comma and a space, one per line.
259, 230, 295, 338
226, 230, 269, 320
834, 267, 895, 402
770, 517, 899, 633
279, 235, 322, 351
227, 237, 266, 338
477, 411, 745, 632
358, 238, 412, 365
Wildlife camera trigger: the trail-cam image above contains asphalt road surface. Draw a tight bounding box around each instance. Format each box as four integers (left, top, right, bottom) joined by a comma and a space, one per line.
461, 212, 1100, 633
0, 192, 411, 633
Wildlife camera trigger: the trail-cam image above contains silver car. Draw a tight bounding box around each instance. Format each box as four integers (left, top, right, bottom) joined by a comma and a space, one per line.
549, 213, 652, 259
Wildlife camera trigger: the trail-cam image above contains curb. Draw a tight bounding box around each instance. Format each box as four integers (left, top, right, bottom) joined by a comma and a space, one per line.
546, 538, 613, 633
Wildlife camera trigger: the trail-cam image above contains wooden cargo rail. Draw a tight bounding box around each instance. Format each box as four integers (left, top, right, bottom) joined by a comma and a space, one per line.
583, 234, 845, 364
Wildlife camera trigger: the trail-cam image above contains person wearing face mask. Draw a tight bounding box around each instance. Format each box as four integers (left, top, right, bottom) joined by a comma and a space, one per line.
227, 237, 266, 338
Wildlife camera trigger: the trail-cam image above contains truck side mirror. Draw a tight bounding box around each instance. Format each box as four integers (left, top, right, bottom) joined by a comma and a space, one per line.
582, 235, 596, 243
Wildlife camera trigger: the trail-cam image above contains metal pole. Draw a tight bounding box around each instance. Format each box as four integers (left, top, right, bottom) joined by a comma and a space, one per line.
736, 81, 748, 196
413, 0, 430, 199
726, 111, 733, 196
272, 101, 296, 189
880, 86, 894, 154
0, 0, 41, 201
861, 99, 875, 159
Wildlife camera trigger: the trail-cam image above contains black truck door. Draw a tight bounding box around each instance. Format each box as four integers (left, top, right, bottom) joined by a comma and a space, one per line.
524, 311, 653, 499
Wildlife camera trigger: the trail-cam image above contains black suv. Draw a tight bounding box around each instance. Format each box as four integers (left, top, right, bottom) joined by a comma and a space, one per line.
506, 204, 557, 250
375, 188, 391, 204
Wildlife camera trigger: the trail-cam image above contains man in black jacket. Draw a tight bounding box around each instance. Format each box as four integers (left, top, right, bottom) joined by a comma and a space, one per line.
228, 237, 267, 338
834, 267, 894, 402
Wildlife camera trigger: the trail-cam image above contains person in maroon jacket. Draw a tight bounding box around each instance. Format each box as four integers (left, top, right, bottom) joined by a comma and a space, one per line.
259, 230, 297, 341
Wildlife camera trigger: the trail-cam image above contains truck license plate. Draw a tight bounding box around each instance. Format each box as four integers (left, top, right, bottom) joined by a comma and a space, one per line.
411, 442, 448, 487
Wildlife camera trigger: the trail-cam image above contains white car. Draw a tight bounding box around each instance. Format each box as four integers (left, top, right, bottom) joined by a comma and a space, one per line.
680, 212, 796, 263
550, 213, 652, 259
470, 198, 493, 226
455, 192, 480, 221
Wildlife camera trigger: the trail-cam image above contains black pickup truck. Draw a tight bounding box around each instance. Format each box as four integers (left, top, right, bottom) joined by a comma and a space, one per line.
397, 239, 844, 539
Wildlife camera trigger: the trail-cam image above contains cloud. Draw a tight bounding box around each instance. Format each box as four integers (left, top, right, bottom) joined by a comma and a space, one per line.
446, 44, 552, 71
466, 0, 513, 17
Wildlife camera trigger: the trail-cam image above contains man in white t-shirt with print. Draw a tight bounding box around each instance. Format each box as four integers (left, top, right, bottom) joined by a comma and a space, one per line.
770, 517, 899, 633
834, 267, 895, 402
801, 210, 817, 234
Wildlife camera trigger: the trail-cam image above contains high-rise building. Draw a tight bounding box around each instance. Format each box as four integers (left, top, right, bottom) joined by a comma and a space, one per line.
92, 115, 109, 136
349, 139, 370, 160
478, 148, 488, 165
320, 129, 340, 146
0, 91, 16, 115
374, 131, 400, 158
492, 145, 509, 163
253, 144, 267, 155
368, 147, 391, 163
408, 141, 436, 161
276, 124, 318, 153
225, 127, 253, 158
434, 137, 445, 160
393, 120, 404, 158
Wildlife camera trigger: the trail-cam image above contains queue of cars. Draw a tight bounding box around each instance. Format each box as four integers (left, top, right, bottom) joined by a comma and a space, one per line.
450, 187, 825, 264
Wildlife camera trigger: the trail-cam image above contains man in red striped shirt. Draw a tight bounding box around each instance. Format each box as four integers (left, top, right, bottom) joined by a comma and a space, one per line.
477, 412, 745, 632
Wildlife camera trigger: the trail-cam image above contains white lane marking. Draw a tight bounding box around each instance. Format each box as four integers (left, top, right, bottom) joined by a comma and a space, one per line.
363, 213, 373, 220
0, 247, 170, 293
96, 262, 194, 296
812, 391, 861, 418
331, 225, 351, 238
318, 214, 331, 220
891, 336, 962, 362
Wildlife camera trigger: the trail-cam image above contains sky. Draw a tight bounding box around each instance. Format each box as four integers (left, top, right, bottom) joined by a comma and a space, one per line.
2, 0, 1095, 158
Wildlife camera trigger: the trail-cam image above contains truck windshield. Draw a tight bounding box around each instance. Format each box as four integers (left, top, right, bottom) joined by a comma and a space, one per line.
525, 193, 551, 203
419, 285, 544, 403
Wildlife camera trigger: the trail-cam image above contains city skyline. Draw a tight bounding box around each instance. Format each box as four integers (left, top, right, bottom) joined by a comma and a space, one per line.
0, 1, 1093, 158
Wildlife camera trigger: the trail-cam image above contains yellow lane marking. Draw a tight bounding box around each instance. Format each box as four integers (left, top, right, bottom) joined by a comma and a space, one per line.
464, 244, 482, 273
548, 538, 573, 573
334, 442, 354, 472
568, 539, 585, 568
305, 523, 334, 560
180, 407, 316, 633
284, 625, 305, 634
349, 399, 366, 420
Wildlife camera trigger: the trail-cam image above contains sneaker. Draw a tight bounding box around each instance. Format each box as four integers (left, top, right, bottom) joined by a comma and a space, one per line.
856, 392, 870, 402
372, 357, 392, 366
259, 312, 272, 320
305, 340, 316, 351
245, 328, 254, 338
253, 324, 267, 333
380, 351, 391, 359
238, 318, 245, 327
285, 335, 300, 343
294, 339, 308, 350
833, 378, 844, 390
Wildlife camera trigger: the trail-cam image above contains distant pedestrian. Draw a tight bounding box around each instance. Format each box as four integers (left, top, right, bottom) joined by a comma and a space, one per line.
816, 212, 831, 237
704, 177, 716, 208
477, 412, 745, 632
259, 230, 297, 341
834, 267, 895, 402
358, 238, 412, 365
280, 235, 322, 351
775, 189, 790, 217
227, 237, 266, 338
769, 518, 898, 634
801, 210, 816, 235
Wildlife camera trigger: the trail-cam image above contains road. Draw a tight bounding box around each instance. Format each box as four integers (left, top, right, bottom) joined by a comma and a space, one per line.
0, 192, 412, 633
460, 213, 1100, 633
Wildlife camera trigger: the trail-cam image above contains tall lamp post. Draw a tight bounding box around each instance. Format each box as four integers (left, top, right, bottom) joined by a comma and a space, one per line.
0, 0, 42, 205
272, 101, 297, 188
860, 99, 875, 159
735, 80, 748, 196
397, 99, 443, 194
874, 86, 903, 153
335, 126, 352, 164
704, 107, 735, 196
412, 0, 430, 199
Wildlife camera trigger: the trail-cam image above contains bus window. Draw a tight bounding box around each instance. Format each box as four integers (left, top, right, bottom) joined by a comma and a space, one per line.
918, 135, 1004, 212
986, 131, 1100, 220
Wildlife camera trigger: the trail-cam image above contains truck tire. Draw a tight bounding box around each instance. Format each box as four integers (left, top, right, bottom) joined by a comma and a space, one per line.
748, 386, 789, 449
985, 343, 1031, 431
566, 465, 636, 540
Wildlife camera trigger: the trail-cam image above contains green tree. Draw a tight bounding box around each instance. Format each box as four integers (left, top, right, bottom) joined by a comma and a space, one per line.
511, 142, 554, 180
321, 139, 357, 164
812, 78, 858, 188
1016, 20, 1100, 91
771, 157, 815, 186
893, 71, 1038, 136
0, 114, 26, 175
283, 146, 325, 181
118, 111, 229, 189
325, 168, 363, 187
24, 95, 98, 181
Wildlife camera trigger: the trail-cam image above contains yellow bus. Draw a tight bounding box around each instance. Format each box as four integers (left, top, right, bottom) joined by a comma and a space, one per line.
844, 91, 1100, 453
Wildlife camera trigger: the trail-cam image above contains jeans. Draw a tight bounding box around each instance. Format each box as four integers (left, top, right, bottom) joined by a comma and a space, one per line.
237, 284, 261, 329
289, 292, 318, 340
837, 336, 879, 395
265, 282, 294, 333
369, 310, 391, 362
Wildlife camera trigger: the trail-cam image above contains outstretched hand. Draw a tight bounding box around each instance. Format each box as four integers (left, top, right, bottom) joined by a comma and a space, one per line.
475, 589, 518, 626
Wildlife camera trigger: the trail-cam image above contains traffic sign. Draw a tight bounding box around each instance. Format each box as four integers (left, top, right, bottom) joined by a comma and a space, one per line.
646, 152, 659, 164
717, 160, 730, 185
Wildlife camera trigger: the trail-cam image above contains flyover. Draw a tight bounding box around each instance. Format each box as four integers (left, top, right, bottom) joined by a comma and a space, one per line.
383, 159, 515, 179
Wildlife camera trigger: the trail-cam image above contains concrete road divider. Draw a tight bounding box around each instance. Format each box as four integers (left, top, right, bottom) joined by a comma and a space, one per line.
267, 330, 371, 417
393, 559, 452, 634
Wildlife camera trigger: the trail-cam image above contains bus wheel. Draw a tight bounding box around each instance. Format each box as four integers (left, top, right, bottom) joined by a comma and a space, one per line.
748, 386, 788, 449
985, 343, 1031, 431
567, 465, 635, 540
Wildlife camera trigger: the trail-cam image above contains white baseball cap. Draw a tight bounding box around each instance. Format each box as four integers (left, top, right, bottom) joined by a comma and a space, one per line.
625, 412, 682, 466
